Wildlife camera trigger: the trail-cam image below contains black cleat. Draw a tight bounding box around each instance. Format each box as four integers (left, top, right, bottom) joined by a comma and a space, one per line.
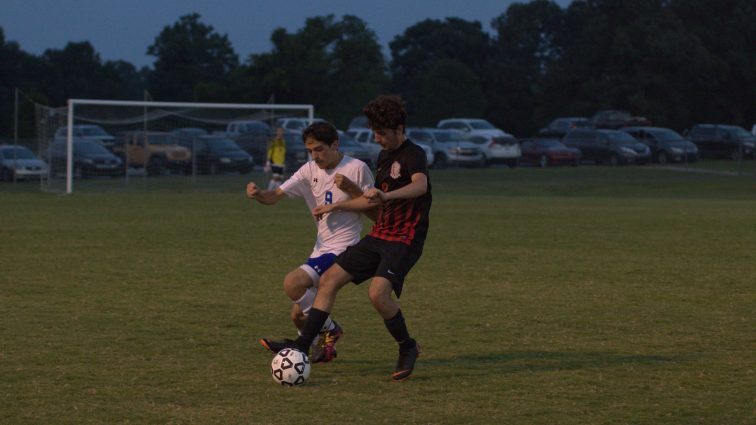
259, 338, 300, 354
392, 339, 421, 382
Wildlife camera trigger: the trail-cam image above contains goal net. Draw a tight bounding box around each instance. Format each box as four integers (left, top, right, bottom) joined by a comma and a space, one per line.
35, 99, 314, 193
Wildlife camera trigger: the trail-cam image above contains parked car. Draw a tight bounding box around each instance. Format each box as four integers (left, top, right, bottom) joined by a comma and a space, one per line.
518, 138, 581, 167
472, 134, 521, 167
54, 125, 116, 149
590, 110, 651, 129
225, 120, 271, 166
346, 128, 372, 145
406, 127, 484, 168
178, 135, 253, 174
0, 145, 48, 181
280, 130, 310, 171
563, 128, 651, 165
537, 117, 590, 137
169, 127, 208, 146
274, 117, 324, 133
686, 124, 755, 159
48, 139, 123, 178
347, 116, 368, 129
413, 141, 436, 168
437, 118, 509, 138
436, 119, 519, 166
337, 131, 376, 168
112, 131, 191, 175
621, 127, 699, 163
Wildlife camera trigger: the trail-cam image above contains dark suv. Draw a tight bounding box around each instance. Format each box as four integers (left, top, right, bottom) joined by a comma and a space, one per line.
537, 117, 590, 137
563, 129, 651, 165
590, 110, 652, 129
621, 127, 699, 163
686, 124, 755, 159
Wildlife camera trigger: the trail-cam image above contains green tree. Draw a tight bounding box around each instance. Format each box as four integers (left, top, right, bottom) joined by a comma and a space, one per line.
670, 0, 756, 127
389, 18, 491, 122
147, 13, 239, 101
0, 27, 35, 138
535, 0, 729, 131
414, 59, 486, 125
238, 15, 388, 127
489, 0, 564, 134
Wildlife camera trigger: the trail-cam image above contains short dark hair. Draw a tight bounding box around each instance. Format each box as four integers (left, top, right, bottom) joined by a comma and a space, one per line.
302, 121, 338, 146
363, 95, 406, 130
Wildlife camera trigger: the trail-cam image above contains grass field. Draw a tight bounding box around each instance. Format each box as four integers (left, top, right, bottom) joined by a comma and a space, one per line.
1, 166, 755, 424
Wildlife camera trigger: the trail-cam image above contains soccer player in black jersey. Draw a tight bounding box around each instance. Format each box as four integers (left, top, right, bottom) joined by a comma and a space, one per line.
261, 95, 431, 381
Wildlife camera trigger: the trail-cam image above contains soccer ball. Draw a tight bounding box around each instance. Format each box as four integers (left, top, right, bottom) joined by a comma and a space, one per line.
270, 348, 311, 386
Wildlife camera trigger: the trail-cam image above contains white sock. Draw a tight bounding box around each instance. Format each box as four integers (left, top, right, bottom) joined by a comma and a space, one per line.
294, 288, 316, 317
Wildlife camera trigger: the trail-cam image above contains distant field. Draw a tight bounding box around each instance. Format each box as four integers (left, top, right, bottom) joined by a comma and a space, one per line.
1, 167, 755, 424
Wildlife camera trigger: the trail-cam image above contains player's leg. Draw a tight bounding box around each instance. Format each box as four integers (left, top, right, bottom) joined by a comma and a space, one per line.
261, 238, 379, 353
371, 241, 423, 381
261, 254, 344, 355
293, 263, 352, 349
369, 276, 420, 381
260, 264, 353, 354
268, 165, 284, 189
288, 261, 342, 363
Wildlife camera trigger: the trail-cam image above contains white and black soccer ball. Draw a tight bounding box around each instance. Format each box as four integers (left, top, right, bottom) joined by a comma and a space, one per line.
270, 348, 311, 386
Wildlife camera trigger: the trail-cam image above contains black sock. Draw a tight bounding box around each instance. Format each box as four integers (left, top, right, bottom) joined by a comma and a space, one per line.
384, 310, 414, 350
296, 308, 329, 350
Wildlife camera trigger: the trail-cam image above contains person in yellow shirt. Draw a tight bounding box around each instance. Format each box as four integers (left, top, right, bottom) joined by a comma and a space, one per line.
266, 126, 287, 189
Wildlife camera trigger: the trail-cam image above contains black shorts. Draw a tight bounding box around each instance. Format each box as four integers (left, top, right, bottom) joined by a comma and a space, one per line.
336, 235, 423, 298
270, 165, 284, 175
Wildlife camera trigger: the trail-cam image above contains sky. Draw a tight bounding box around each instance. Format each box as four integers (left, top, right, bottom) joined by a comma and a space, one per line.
1, 0, 572, 69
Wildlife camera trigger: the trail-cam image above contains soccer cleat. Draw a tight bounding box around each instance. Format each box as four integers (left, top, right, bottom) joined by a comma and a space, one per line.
392, 339, 421, 382
310, 320, 344, 363
259, 338, 300, 354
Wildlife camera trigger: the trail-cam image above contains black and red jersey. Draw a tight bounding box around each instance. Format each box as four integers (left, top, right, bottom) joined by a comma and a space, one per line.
369, 139, 432, 248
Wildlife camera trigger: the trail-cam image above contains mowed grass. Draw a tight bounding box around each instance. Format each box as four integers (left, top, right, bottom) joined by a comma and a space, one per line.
1, 167, 755, 424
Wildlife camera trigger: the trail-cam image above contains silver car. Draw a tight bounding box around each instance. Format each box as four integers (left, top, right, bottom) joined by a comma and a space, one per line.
0, 145, 49, 181
407, 128, 485, 168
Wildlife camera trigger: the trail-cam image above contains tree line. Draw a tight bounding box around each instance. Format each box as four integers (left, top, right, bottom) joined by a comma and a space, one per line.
1, 0, 754, 139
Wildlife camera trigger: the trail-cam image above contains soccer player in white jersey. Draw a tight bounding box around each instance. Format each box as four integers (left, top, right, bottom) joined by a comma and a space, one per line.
246, 121, 374, 362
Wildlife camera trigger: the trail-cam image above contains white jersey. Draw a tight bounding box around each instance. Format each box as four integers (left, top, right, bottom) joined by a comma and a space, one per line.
280, 155, 374, 258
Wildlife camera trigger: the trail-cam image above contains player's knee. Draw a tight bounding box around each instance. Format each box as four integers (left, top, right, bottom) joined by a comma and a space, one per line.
368, 286, 391, 308
283, 271, 308, 300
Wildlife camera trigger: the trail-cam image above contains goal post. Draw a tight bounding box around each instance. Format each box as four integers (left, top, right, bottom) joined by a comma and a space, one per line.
46, 99, 315, 194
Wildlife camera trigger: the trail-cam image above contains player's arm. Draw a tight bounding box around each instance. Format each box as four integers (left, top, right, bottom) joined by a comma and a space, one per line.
365, 172, 427, 204
311, 195, 378, 219
333, 173, 379, 222
246, 182, 286, 205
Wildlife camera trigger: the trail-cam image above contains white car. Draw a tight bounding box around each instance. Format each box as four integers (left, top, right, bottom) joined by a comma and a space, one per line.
346, 128, 433, 168
436, 118, 520, 166
345, 128, 382, 160
0, 145, 49, 181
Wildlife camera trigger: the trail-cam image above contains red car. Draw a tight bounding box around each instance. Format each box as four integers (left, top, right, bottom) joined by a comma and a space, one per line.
519, 138, 582, 167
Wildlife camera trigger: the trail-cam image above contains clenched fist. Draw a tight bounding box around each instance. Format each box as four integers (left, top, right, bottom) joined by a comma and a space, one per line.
333, 173, 360, 196
246, 182, 260, 199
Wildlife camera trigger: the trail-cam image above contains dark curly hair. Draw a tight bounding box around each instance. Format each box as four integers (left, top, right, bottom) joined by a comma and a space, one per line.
363, 95, 406, 131
302, 121, 338, 146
